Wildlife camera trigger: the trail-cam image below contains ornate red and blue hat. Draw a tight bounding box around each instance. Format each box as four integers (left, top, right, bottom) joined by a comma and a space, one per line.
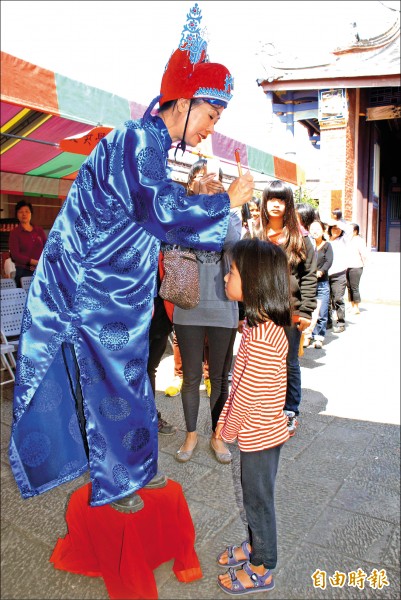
159, 3, 234, 108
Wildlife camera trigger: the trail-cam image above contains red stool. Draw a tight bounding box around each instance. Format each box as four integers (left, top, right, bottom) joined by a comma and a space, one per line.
50, 479, 202, 599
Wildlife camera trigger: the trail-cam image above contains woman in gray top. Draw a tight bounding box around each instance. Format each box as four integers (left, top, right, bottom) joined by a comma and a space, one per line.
174, 162, 241, 464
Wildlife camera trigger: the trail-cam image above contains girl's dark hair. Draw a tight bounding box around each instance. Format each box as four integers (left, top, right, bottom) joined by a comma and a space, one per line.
328, 224, 344, 238
351, 222, 360, 235
295, 202, 316, 230
15, 200, 33, 217
260, 180, 306, 267
230, 238, 292, 327
249, 197, 261, 209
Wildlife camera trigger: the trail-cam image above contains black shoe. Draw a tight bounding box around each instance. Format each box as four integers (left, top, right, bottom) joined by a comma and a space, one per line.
157, 414, 176, 435
110, 492, 144, 514
144, 472, 168, 489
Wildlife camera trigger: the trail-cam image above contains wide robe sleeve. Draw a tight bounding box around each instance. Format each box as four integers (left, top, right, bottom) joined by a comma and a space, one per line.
73, 118, 231, 254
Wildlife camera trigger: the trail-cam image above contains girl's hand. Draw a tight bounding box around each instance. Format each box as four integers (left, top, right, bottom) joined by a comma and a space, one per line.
214, 424, 224, 440
237, 319, 246, 333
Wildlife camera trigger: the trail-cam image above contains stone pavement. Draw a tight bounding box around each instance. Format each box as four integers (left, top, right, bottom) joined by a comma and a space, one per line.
1, 300, 400, 600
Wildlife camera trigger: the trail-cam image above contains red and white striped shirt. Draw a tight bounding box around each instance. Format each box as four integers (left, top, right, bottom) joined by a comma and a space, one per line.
218, 320, 290, 451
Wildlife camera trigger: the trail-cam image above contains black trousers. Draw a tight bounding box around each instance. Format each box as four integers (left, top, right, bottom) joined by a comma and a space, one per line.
346, 267, 363, 303
174, 324, 237, 432
329, 271, 347, 325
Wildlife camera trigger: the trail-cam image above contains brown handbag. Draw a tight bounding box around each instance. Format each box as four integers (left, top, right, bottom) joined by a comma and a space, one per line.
159, 247, 200, 309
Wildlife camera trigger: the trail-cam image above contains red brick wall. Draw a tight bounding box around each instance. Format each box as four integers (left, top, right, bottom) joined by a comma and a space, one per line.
319, 90, 356, 221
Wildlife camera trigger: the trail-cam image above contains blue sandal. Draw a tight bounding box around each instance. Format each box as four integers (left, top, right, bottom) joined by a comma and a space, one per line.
217, 561, 275, 595
217, 541, 250, 567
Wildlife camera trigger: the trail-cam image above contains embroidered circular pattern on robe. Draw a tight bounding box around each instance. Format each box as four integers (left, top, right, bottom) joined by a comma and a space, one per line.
205, 193, 230, 219
109, 246, 141, 274
126, 284, 153, 310
99, 396, 131, 421
19, 432, 51, 467
113, 464, 131, 491
91, 432, 107, 462
137, 147, 165, 180
79, 357, 106, 385
124, 358, 145, 385
165, 225, 200, 247
21, 308, 32, 333
59, 460, 83, 479
91, 478, 102, 501
76, 162, 96, 191
99, 322, 130, 351
43, 282, 74, 313
32, 380, 62, 412
157, 183, 187, 211
44, 231, 64, 263
15, 355, 35, 385
75, 209, 98, 242
76, 281, 111, 311
69, 414, 84, 444
107, 142, 124, 175
122, 427, 150, 452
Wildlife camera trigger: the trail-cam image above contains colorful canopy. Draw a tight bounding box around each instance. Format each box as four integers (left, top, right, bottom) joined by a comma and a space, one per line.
1, 51, 304, 199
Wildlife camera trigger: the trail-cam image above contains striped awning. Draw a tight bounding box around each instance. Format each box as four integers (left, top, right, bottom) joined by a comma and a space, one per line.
1, 51, 305, 199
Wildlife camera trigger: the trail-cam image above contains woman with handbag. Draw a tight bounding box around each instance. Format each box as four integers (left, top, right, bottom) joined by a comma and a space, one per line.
172, 162, 242, 465
9, 3, 254, 515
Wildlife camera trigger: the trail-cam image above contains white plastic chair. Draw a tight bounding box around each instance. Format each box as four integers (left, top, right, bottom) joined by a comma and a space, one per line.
1, 278, 17, 289
0, 288, 27, 355
20, 276, 33, 292
1, 343, 15, 386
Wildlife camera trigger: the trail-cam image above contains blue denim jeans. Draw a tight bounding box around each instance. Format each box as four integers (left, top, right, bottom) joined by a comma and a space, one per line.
283, 324, 302, 415
312, 280, 330, 340
241, 444, 282, 569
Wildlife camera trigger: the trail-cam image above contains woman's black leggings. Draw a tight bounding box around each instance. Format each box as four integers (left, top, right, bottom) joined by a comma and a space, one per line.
174, 325, 237, 432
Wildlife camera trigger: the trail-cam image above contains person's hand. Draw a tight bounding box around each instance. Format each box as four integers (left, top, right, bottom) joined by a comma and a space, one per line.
197, 173, 220, 194
237, 319, 246, 333
227, 171, 254, 208
297, 317, 311, 332
214, 423, 224, 440
206, 179, 225, 195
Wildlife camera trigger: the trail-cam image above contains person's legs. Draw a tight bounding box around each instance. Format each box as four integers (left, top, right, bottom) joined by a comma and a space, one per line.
207, 327, 237, 462
283, 324, 302, 416
206, 327, 237, 431
330, 272, 347, 330
172, 331, 183, 378
217, 446, 280, 592
312, 280, 330, 346
303, 300, 321, 347
347, 267, 363, 312
241, 446, 281, 569
15, 266, 32, 288
147, 333, 176, 435
165, 330, 183, 396
174, 324, 205, 455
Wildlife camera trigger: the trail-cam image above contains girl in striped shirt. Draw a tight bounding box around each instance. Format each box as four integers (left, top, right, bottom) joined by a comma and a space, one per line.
215, 238, 292, 596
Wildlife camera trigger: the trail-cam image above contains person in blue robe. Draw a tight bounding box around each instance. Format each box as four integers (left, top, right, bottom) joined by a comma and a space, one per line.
8, 3, 254, 512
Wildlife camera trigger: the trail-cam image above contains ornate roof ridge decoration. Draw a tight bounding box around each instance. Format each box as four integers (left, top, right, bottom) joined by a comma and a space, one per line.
333, 18, 400, 55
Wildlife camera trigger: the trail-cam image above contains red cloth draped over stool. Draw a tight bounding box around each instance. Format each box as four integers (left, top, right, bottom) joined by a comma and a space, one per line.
50, 479, 202, 599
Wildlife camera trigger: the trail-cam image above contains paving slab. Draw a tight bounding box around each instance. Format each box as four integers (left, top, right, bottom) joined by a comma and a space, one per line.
1, 299, 400, 599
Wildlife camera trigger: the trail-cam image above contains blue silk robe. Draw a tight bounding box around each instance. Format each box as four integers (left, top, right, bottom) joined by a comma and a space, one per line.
9, 115, 230, 506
